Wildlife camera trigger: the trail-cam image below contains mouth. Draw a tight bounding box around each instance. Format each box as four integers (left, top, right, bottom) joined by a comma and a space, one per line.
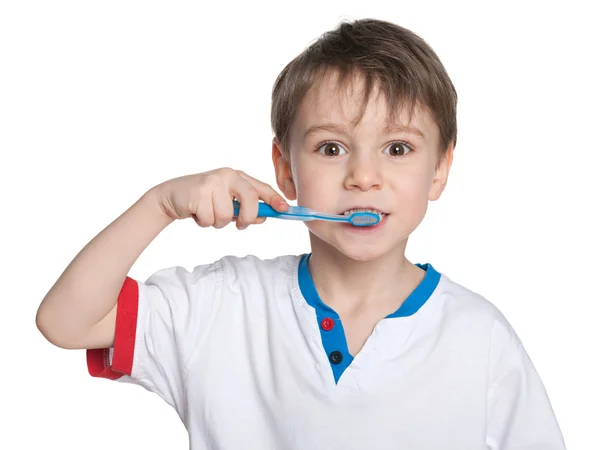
340, 207, 388, 220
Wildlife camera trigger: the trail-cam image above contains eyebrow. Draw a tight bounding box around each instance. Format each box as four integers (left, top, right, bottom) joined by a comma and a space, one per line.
303, 122, 425, 140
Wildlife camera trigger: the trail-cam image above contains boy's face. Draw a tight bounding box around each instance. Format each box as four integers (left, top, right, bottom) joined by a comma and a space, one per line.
273, 72, 453, 262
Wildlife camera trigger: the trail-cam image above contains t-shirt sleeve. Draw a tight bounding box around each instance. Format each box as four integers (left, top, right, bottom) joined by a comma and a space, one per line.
86, 262, 222, 415
486, 318, 566, 450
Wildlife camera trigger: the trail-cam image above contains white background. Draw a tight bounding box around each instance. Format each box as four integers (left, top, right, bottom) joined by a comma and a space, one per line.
1, 0, 598, 448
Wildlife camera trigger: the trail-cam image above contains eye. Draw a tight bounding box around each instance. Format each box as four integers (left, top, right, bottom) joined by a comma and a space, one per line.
384, 141, 412, 156
317, 141, 347, 157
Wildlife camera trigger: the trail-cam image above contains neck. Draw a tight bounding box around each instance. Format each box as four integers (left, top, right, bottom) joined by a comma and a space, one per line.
307, 234, 424, 314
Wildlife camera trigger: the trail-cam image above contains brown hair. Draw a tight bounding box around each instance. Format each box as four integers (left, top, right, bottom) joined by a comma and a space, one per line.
271, 18, 458, 162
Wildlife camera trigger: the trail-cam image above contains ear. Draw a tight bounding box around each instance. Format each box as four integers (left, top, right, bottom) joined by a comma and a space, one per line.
428, 144, 454, 201
272, 138, 297, 201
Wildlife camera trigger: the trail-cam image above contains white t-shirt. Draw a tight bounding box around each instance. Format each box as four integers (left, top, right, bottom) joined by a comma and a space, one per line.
87, 254, 565, 449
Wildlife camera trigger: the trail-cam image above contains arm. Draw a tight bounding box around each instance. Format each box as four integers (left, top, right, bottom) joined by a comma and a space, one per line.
35, 168, 289, 351
35, 187, 174, 349
486, 319, 566, 449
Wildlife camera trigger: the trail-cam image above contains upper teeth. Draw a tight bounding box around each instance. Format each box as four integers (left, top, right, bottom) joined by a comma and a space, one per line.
343, 209, 385, 216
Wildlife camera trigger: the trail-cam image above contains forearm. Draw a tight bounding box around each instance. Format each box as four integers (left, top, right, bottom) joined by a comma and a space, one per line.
36, 187, 174, 347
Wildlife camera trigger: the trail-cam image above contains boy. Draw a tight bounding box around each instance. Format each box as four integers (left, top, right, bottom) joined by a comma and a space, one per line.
36, 18, 565, 449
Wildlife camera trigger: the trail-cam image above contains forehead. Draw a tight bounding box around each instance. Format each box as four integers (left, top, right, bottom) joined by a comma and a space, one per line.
292, 70, 438, 144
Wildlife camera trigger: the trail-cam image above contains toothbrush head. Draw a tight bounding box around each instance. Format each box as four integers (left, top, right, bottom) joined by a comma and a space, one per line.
348, 211, 381, 227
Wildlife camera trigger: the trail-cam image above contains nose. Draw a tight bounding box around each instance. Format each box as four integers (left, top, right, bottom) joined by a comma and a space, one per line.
343, 153, 383, 191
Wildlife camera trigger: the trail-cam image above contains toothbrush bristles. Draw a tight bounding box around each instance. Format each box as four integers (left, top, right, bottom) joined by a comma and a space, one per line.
349, 213, 381, 227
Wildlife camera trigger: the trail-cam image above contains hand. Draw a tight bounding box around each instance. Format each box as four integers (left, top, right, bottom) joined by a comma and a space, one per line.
151, 168, 289, 230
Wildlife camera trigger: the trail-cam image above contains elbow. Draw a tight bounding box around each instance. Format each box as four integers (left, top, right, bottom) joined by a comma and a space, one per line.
35, 307, 78, 349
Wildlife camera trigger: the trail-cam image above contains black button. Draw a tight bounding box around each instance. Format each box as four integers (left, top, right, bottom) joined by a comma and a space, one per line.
329, 350, 343, 365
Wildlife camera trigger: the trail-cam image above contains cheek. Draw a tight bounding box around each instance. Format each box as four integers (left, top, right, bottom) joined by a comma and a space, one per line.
291, 158, 338, 209
391, 170, 433, 214
295, 175, 332, 210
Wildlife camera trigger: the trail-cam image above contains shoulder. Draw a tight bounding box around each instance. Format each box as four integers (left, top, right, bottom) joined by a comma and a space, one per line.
218, 253, 301, 273
136, 254, 302, 313
432, 271, 523, 352
434, 272, 509, 326
143, 254, 301, 287
213, 253, 302, 292
434, 271, 527, 371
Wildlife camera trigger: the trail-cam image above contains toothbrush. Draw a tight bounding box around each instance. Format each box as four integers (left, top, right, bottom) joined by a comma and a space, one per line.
232, 200, 381, 227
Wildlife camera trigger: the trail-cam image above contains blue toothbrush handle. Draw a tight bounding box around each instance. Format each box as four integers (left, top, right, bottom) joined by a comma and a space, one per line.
232, 200, 281, 218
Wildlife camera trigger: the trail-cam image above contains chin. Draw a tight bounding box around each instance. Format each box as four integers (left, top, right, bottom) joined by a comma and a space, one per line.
309, 230, 390, 262
340, 250, 383, 262
336, 242, 392, 262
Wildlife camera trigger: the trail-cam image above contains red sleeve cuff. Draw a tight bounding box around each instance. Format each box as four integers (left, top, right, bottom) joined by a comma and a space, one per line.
86, 277, 139, 380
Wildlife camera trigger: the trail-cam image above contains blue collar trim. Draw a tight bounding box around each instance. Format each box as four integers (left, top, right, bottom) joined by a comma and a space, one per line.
298, 253, 441, 318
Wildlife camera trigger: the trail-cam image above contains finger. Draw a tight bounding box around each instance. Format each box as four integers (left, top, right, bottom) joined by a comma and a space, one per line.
252, 217, 267, 225
212, 185, 234, 229
229, 177, 259, 230
193, 195, 215, 228
236, 171, 289, 212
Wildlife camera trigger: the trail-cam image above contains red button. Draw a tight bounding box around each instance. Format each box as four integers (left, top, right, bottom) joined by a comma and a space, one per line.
321, 318, 335, 331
